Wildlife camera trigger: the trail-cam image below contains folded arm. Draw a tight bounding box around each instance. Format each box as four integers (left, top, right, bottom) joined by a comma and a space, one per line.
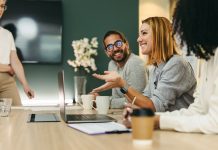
0, 64, 14, 75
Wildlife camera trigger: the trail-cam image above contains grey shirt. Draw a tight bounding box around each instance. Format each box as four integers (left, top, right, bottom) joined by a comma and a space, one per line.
143, 55, 197, 112
108, 53, 148, 108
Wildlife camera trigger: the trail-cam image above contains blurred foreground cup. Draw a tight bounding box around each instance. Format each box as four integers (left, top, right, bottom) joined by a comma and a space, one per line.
131, 108, 154, 145
0, 98, 12, 117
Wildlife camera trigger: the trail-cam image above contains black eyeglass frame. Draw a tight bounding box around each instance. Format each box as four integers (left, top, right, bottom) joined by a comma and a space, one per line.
105, 40, 124, 52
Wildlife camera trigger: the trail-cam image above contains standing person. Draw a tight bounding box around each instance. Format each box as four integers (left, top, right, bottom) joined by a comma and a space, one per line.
95, 30, 148, 109
92, 17, 197, 112
0, 0, 34, 105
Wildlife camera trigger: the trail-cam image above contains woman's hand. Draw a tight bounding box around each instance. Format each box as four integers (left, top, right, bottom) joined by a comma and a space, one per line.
0, 64, 15, 76
8, 65, 15, 76
92, 71, 125, 93
122, 102, 140, 128
23, 85, 34, 99
154, 115, 160, 129
123, 105, 133, 128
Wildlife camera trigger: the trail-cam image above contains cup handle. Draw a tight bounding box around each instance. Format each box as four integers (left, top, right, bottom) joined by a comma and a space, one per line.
92, 100, 97, 110
78, 100, 97, 110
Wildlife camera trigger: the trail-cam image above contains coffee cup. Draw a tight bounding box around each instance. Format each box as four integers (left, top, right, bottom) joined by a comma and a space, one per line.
95, 96, 110, 114
0, 98, 12, 117
81, 94, 94, 110
131, 108, 155, 145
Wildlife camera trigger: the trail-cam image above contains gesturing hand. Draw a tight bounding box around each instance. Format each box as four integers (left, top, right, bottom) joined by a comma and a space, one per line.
92, 71, 125, 93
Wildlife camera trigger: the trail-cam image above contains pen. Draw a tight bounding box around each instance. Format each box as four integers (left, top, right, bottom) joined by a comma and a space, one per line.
105, 130, 130, 134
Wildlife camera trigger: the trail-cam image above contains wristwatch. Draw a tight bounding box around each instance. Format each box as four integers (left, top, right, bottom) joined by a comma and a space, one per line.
120, 83, 129, 94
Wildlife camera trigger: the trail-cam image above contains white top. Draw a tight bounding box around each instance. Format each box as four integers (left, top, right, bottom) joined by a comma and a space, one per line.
0, 27, 16, 64
159, 48, 218, 134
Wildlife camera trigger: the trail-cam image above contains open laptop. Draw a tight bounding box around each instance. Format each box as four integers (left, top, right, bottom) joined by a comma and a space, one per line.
58, 70, 116, 123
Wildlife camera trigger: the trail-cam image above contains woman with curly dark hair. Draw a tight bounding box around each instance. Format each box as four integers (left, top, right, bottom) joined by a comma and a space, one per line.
173, 0, 218, 60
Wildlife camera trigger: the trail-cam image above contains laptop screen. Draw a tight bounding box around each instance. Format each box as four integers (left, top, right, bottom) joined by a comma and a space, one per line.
58, 70, 66, 121
57, 70, 116, 124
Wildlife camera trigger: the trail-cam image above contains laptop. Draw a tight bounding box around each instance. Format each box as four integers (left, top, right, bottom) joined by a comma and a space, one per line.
58, 70, 116, 123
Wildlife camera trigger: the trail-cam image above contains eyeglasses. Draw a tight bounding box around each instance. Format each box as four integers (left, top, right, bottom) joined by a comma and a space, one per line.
0, 5, 7, 11
105, 40, 123, 52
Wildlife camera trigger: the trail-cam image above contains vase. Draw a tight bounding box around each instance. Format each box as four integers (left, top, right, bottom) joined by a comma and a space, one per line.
74, 76, 87, 104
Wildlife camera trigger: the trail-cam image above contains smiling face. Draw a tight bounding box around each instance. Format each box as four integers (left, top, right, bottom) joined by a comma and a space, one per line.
104, 34, 130, 63
0, 0, 6, 18
137, 23, 153, 55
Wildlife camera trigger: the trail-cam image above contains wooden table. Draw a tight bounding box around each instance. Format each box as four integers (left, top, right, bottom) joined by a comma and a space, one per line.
0, 106, 218, 150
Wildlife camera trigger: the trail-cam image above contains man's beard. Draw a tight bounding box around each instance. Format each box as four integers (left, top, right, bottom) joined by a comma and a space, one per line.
111, 49, 129, 63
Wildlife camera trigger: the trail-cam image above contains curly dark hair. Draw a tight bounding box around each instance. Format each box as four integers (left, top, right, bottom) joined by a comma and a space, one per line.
173, 0, 218, 60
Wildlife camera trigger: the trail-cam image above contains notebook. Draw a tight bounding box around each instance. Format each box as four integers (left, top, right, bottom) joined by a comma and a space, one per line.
58, 70, 116, 123
68, 122, 131, 135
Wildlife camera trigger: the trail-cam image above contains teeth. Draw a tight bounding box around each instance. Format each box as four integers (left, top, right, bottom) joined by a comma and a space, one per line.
140, 44, 146, 47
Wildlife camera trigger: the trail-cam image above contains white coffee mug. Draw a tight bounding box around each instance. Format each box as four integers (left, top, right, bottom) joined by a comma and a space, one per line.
81, 95, 94, 110
96, 96, 110, 114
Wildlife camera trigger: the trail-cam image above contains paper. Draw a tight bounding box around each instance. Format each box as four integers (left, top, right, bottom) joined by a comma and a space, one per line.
68, 122, 131, 135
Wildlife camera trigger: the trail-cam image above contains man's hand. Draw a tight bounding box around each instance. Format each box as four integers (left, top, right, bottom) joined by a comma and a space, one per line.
92, 71, 125, 93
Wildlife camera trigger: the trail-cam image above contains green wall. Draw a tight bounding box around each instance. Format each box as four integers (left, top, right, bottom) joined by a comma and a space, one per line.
19, 0, 139, 102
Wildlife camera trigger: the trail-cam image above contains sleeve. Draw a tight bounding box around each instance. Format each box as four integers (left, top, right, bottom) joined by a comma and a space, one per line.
8, 31, 16, 51
160, 82, 205, 116
160, 95, 218, 134
150, 59, 196, 112
108, 62, 128, 108
109, 57, 148, 109
159, 63, 218, 134
124, 59, 147, 92
143, 67, 154, 98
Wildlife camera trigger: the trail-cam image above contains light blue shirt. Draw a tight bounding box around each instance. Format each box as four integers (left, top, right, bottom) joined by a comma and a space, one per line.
143, 55, 197, 112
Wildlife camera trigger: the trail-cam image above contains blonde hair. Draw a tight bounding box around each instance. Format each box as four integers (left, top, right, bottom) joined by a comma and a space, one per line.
142, 17, 180, 65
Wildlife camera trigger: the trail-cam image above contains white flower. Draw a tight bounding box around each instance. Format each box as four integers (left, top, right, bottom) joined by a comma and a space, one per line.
67, 37, 98, 73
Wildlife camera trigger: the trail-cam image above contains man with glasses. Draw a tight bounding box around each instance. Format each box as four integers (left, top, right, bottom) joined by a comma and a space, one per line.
99, 30, 148, 108
0, 0, 34, 105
